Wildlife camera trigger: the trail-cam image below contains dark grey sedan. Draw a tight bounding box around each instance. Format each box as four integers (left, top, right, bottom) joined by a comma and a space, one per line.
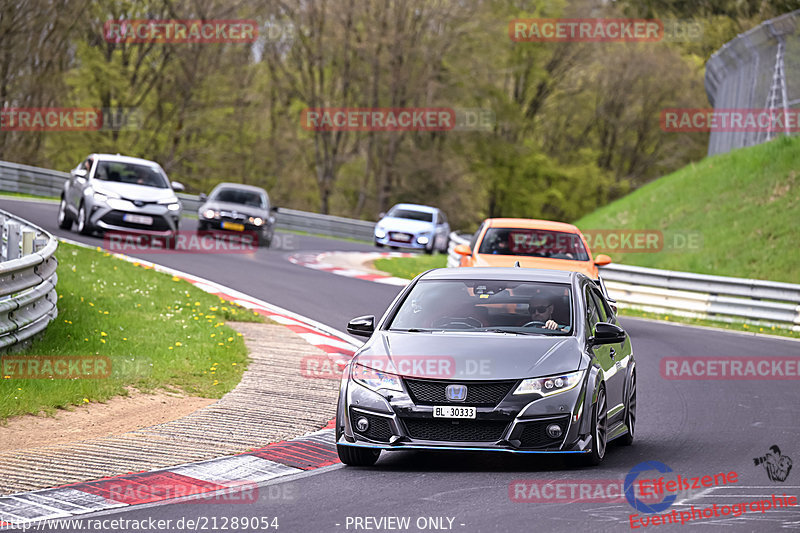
197, 183, 277, 247
336, 267, 636, 466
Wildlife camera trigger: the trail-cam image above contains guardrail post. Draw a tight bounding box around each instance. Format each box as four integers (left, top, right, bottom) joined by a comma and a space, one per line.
34, 236, 48, 252
6, 221, 21, 260
22, 230, 35, 256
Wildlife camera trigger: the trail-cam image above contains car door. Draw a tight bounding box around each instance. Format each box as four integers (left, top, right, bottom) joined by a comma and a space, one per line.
584, 285, 624, 424
67, 157, 91, 213
588, 286, 626, 423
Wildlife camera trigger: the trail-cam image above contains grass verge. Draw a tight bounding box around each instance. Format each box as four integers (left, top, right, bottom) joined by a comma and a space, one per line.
373, 254, 447, 279
617, 307, 800, 340
0, 242, 263, 420
573, 135, 800, 283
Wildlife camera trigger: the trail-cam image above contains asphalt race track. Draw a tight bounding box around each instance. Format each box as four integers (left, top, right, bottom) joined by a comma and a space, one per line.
2, 197, 799, 533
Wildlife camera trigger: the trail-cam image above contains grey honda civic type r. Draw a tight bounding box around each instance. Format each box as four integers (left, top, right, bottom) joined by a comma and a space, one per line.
335, 267, 636, 466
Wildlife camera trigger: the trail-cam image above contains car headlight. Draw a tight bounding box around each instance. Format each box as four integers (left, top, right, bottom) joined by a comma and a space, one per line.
167, 203, 181, 211
249, 216, 264, 226
417, 235, 430, 245
513, 370, 583, 397
375, 228, 386, 239
157, 197, 181, 211
352, 363, 403, 393
202, 209, 218, 219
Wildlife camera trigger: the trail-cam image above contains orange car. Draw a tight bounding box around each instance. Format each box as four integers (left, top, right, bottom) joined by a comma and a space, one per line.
454, 218, 612, 279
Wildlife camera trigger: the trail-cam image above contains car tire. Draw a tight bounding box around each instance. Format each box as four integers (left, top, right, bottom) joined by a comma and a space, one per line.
337, 444, 380, 466
259, 229, 272, 248
57, 197, 72, 230
584, 384, 607, 466
76, 203, 93, 235
619, 373, 636, 446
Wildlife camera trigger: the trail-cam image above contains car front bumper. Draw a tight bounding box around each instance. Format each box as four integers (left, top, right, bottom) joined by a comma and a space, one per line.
89, 201, 180, 236
337, 377, 595, 454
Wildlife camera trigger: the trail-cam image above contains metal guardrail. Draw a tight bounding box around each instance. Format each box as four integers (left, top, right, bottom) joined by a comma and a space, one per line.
447, 232, 800, 331
0, 160, 376, 241
0, 209, 59, 351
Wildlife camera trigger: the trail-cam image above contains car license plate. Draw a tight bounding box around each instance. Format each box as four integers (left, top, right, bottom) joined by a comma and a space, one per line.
433, 406, 476, 419
222, 221, 245, 231
123, 214, 153, 225
392, 233, 411, 242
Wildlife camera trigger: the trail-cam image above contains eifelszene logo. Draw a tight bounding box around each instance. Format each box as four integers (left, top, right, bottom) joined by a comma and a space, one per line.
754, 445, 793, 482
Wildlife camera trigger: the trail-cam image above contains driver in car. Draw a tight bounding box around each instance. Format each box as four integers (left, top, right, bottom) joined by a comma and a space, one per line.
527, 293, 567, 331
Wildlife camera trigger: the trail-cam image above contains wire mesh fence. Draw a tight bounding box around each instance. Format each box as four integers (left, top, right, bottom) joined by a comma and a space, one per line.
705, 10, 800, 155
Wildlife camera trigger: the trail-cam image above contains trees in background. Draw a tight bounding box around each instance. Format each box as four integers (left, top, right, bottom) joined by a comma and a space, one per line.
1, 0, 774, 229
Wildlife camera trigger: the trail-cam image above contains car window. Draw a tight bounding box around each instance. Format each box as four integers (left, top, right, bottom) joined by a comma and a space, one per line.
590, 289, 609, 323
585, 286, 600, 335
477, 227, 590, 260
387, 208, 433, 222
439, 212, 448, 225
389, 279, 573, 335
94, 161, 169, 188
211, 188, 265, 208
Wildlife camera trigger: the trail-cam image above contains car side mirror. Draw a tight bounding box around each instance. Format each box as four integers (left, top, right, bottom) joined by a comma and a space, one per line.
454, 244, 471, 256
270, 206, 279, 213
347, 315, 375, 337
72, 168, 87, 179
594, 254, 612, 266
377, 212, 386, 219
171, 181, 185, 192
591, 322, 626, 345
198, 193, 208, 201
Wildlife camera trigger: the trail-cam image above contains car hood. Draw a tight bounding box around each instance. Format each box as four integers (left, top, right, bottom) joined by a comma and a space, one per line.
354, 331, 583, 381
473, 254, 598, 277
376, 217, 433, 233
200, 201, 266, 217
92, 181, 176, 202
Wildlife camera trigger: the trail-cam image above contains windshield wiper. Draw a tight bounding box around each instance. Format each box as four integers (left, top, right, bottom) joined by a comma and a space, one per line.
391, 328, 434, 333
483, 328, 540, 336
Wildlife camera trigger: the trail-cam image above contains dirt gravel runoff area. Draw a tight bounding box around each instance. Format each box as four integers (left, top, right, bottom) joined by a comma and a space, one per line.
0, 322, 340, 495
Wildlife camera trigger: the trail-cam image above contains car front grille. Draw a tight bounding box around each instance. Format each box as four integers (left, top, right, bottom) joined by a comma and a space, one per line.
516, 416, 569, 449
220, 211, 248, 221
350, 409, 393, 443
100, 211, 171, 231
404, 379, 517, 407
401, 418, 509, 442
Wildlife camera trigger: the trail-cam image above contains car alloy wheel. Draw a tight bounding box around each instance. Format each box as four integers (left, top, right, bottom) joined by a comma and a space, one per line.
57, 197, 72, 229
585, 385, 607, 465
77, 203, 92, 235
620, 374, 636, 446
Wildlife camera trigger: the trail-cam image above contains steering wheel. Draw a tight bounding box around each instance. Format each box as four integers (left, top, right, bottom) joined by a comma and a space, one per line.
522, 320, 547, 328
432, 316, 483, 329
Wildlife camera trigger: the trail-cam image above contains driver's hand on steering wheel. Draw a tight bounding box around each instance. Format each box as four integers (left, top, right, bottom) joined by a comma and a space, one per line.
544, 320, 558, 330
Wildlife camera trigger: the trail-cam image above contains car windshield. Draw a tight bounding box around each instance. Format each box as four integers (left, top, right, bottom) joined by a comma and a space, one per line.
389, 279, 573, 335
478, 228, 590, 261
94, 161, 169, 189
387, 208, 433, 222
211, 188, 265, 208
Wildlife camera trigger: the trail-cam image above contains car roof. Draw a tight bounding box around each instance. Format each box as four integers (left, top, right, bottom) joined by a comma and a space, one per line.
91, 153, 162, 167
484, 218, 580, 233
210, 182, 268, 194
390, 203, 438, 213
419, 267, 581, 283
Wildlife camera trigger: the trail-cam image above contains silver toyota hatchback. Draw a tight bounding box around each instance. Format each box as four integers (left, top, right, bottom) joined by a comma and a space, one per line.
58, 153, 184, 238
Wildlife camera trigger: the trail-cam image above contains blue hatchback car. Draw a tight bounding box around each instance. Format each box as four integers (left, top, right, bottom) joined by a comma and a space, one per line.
374, 204, 450, 254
